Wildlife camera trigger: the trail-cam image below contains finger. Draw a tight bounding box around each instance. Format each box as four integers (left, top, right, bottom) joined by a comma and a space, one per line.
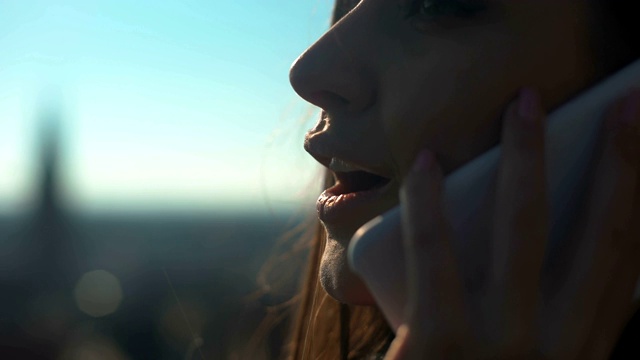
491, 88, 549, 335
542, 89, 640, 356
399, 149, 466, 351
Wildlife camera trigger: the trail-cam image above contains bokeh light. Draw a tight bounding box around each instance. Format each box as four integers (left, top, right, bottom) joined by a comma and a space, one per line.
74, 270, 123, 317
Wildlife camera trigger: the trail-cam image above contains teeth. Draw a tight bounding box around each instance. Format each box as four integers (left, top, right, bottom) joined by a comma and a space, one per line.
329, 158, 361, 172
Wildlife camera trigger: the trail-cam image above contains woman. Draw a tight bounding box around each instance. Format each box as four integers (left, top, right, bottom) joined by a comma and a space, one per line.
283, 1, 640, 358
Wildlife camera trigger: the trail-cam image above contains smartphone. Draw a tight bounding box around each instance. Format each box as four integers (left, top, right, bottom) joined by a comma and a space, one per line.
348, 58, 640, 332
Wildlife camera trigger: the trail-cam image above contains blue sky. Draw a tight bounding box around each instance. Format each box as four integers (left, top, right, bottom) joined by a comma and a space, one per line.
0, 0, 334, 213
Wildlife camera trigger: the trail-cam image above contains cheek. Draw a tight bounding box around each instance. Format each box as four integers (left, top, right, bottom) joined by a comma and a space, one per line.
380, 48, 520, 176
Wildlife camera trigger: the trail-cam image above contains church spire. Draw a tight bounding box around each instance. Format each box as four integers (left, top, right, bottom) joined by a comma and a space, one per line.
37, 108, 61, 217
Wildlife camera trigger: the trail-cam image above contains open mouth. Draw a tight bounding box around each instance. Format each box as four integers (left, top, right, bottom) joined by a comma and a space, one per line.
317, 169, 395, 224
329, 171, 392, 196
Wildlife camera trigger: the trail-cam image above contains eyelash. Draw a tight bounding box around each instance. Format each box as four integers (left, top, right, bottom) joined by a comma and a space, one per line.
404, 0, 486, 20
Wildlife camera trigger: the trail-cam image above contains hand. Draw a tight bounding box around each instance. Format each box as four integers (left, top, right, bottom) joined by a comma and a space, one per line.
384, 88, 640, 360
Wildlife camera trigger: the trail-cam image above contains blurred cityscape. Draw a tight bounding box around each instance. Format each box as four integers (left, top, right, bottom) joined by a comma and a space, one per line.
0, 107, 308, 359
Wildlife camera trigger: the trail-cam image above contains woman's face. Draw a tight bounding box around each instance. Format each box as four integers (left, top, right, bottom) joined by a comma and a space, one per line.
289, 0, 597, 304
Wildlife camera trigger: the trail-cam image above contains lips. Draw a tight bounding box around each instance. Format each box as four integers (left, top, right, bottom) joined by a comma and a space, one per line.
317, 169, 394, 224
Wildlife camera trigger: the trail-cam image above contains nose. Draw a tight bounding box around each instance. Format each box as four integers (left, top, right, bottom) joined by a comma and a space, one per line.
289, 9, 376, 116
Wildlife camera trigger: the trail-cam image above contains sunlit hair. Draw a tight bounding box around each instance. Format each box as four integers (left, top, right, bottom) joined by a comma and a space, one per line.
245, 0, 640, 359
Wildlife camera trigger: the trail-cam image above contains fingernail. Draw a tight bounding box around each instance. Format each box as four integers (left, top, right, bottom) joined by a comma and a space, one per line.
412, 149, 434, 173
518, 87, 540, 120
621, 88, 640, 125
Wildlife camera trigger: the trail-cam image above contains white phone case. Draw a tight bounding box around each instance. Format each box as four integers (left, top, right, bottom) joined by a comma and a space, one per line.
348, 58, 640, 332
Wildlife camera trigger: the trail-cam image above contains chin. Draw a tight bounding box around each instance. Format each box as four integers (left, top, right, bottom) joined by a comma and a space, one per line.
319, 233, 377, 305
